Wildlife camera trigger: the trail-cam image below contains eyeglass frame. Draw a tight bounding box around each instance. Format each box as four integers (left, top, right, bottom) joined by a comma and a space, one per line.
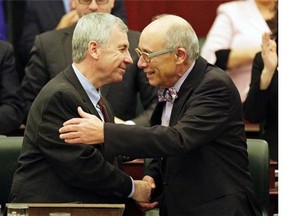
78, 0, 109, 5
135, 47, 173, 63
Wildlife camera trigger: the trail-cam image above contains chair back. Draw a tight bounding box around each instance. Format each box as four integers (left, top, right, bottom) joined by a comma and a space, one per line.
0, 136, 23, 210
247, 138, 270, 216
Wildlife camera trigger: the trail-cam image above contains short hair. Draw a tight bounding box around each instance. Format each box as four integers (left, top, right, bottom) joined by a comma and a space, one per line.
72, 12, 128, 62
153, 14, 199, 62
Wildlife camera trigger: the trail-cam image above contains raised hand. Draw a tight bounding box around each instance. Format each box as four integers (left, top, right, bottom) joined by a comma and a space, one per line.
260, 32, 278, 89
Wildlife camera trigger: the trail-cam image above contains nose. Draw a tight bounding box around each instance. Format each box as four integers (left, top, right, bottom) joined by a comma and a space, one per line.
137, 56, 148, 69
124, 51, 133, 65
88, 0, 99, 10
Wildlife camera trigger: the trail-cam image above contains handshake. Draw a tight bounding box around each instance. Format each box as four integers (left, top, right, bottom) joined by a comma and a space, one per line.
132, 176, 159, 212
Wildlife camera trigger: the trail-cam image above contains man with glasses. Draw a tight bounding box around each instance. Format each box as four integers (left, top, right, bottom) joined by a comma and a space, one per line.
21, 0, 157, 127
60, 14, 262, 216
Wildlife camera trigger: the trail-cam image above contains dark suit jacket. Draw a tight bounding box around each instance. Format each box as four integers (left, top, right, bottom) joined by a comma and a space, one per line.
17, 0, 127, 74
243, 52, 278, 161
0, 40, 25, 134
21, 25, 157, 126
9, 66, 132, 203
103, 57, 261, 215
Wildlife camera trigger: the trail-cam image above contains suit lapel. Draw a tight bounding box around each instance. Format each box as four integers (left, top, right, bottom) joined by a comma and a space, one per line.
170, 57, 208, 126
62, 66, 100, 119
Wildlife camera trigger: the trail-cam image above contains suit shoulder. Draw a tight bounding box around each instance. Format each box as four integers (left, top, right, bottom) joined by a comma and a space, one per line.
36, 26, 74, 41
0, 41, 13, 59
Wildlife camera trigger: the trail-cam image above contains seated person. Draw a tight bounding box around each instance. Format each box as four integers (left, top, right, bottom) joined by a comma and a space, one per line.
201, 0, 276, 102
0, 40, 25, 135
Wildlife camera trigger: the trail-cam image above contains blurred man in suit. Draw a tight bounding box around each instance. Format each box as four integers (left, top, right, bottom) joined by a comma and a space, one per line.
0, 40, 24, 135
60, 14, 262, 216
21, 0, 157, 126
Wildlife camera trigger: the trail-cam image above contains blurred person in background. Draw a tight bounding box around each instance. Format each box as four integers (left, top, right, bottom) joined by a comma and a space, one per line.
243, 4, 278, 161
201, 0, 276, 102
0, 40, 25, 135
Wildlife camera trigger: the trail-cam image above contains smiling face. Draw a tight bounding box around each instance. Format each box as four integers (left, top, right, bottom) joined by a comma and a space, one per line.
95, 27, 132, 84
137, 24, 179, 88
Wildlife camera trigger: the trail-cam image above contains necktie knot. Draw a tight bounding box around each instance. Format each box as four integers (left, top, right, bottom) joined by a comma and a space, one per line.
158, 87, 178, 102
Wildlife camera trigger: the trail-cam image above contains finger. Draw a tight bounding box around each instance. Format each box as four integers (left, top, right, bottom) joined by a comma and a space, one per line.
64, 138, 82, 144
59, 131, 79, 139
63, 117, 82, 126
78, 107, 95, 119
59, 124, 78, 133
138, 201, 158, 211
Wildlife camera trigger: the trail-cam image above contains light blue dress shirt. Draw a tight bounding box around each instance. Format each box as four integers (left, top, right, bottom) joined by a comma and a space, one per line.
62, 0, 70, 13
161, 61, 195, 126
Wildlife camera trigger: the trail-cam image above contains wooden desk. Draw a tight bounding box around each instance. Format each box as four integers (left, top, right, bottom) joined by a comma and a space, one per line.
6, 203, 125, 216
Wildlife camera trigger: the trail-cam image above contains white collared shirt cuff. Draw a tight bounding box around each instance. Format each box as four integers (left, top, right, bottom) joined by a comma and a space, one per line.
128, 176, 135, 198
125, 120, 136, 125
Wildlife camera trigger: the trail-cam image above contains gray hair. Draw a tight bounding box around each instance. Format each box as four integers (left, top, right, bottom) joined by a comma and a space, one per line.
154, 14, 199, 62
72, 12, 128, 62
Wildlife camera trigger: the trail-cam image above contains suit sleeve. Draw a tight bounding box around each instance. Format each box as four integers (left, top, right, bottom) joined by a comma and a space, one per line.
104, 71, 241, 159
0, 42, 25, 134
21, 35, 51, 119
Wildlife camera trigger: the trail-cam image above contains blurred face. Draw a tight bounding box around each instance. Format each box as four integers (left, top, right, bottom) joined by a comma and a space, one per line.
96, 28, 133, 84
72, 0, 115, 17
137, 28, 178, 88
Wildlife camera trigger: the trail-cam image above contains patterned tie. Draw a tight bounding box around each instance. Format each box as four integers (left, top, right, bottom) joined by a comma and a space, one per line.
98, 97, 110, 122
158, 87, 178, 102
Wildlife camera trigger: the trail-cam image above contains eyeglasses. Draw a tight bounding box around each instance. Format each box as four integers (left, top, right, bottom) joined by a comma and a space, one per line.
78, 0, 108, 5
135, 48, 173, 63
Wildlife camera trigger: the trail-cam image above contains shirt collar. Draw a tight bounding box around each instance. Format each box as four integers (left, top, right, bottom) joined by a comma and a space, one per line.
72, 63, 101, 106
173, 61, 195, 92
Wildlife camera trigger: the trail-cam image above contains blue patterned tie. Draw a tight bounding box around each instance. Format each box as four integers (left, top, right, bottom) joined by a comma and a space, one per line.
158, 87, 178, 102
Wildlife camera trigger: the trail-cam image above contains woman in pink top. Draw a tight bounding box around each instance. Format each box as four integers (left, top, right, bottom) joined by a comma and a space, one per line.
201, 0, 276, 102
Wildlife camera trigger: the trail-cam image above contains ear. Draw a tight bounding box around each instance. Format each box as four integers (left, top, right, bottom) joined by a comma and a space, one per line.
110, 0, 115, 9
71, 0, 76, 10
174, 48, 186, 64
88, 41, 99, 60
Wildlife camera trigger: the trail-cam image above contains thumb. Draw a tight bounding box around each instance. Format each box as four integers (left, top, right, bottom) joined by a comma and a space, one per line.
77, 107, 94, 119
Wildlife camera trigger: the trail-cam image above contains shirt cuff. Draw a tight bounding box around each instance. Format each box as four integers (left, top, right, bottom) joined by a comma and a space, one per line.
125, 120, 136, 125
128, 176, 135, 198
